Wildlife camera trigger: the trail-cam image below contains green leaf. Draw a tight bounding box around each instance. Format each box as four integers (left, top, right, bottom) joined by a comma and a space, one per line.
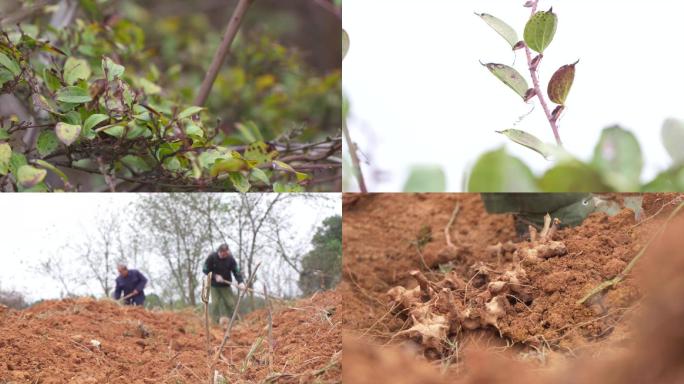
42, 68, 62, 92
210, 158, 248, 177
229, 172, 250, 193
177, 106, 204, 120
273, 182, 304, 192
139, 78, 161, 94
524, 9, 558, 53
185, 122, 205, 138
342, 29, 350, 59
0, 68, 14, 87
476, 13, 519, 48
467, 147, 538, 192
250, 167, 271, 185
102, 56, 125, 81
236, 121, 264, 143
0, 129, 9, 140
63, 57, 91, 85
37, 130, 59, 156
497, 129, 552, 159
83, 114, 109, 139
55, 122, 82, 146
662, 118, 684, 165
17, 165, 47, 188
539, 161, 610, 192
403, 165, 446, 192
0, 142, 11, 175
244, 141, 277, 165
120, 155, 152, 174
56, 86, 92, 104
0, 53, 21, 76
592, 126, 643, 191
483, 63, 529, 99
643, 170, 680, 192
9, 152, 28, 175
547, 61, 578, 105
99, 123, 147, 139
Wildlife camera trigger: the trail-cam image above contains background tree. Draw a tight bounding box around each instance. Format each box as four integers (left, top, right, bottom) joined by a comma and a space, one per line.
298, 215, 341, 295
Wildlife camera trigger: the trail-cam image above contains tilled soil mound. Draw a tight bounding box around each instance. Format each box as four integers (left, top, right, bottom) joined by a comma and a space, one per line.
0, 290, 340, 384
342, 193, 684, 382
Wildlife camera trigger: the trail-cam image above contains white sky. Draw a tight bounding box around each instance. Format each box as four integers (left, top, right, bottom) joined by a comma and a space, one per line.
343, 0, 684, 191
0, 193, 341, 302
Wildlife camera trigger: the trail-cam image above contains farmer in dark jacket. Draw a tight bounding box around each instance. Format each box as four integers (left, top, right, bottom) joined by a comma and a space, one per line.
113, 264, 148, 306
202, 244, 245, 323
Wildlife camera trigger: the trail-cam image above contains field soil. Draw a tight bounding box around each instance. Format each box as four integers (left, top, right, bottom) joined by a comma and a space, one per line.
0, 290, 340, 384
341, 193, 684, 383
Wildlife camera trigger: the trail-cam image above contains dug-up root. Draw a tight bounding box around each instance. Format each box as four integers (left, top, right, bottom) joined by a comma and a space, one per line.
387, 215, 567, 356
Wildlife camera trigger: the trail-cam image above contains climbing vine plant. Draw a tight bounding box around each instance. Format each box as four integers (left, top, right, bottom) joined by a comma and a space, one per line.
0, 3, 341, 192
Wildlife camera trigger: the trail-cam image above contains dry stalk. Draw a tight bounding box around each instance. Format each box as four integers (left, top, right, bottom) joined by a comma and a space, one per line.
202, 272, 212, 359
209, 262, 261, 383
444, 203, 461, 249
263, 284, 274, 373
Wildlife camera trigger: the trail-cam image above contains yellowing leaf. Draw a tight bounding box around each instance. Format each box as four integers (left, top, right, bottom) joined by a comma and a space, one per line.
63, 57, 91, 85
17, 165, 47, 188
55, 122, 82, 146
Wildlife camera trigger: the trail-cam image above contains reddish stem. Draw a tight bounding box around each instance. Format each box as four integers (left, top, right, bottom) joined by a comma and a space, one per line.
524, 0, 563, 147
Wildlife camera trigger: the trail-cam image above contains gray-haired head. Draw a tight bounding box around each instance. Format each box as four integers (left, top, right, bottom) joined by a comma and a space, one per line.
218, 243, 230, 258
116, 263, 128, 277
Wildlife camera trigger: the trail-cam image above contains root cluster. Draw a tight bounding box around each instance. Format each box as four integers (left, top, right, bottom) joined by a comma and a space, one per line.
387, 215, 568, 355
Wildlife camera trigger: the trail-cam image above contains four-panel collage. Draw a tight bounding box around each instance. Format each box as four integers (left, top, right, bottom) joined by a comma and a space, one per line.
1, 0, 683, 383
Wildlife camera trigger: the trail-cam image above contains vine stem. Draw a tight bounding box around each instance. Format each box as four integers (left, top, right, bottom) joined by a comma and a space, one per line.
194, 0, 254, 107
524, 0, 563, 147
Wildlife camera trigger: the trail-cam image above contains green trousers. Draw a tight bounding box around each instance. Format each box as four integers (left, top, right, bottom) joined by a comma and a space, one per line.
210, 285, 235, 324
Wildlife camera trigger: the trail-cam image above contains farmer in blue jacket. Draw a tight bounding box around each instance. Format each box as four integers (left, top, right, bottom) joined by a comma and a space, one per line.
113, 263, 148, 306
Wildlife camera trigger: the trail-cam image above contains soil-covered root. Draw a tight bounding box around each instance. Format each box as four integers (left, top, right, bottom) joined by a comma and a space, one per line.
386, 215, 568, 356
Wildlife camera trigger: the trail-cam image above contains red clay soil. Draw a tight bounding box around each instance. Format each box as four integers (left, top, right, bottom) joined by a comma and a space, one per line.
341, 193, 684, 382
0, 290, 340, 384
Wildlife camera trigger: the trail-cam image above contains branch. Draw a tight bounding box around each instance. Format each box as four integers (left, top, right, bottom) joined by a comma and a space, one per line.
343, 121, 368, 192
194, 0, 255, 106
311, 0, 341, 20
524, 0, 562, 147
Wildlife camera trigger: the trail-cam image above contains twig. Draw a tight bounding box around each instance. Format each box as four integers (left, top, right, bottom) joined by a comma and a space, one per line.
523, 0, 562, 147
444, 203, 461, 249
311, 0, 341, 19
343, 120, 368, 192
194, 0, 255, 106
96, 156, 117, 192
577, 200, 684, 305
263, 284, 274, 374
210, 262, 261, 381
202, 273, 212, 359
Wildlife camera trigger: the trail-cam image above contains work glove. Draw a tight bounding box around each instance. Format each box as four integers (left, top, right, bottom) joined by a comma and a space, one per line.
215, 275, 225, 283
238, 283, 246, 291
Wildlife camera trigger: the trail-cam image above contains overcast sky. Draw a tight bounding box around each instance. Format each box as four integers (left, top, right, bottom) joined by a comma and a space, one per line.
0, 193, 341, 302
343, 0, 684, 191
